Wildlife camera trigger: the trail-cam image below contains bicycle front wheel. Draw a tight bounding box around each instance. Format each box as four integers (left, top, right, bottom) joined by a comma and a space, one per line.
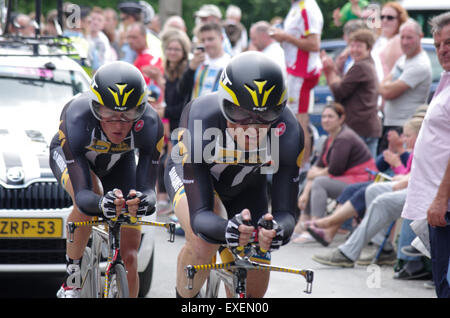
107, 264, 129, 298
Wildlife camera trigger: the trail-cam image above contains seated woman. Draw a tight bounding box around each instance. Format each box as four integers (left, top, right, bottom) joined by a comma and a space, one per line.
306, 115, 423, 246
293, 103, 376, 243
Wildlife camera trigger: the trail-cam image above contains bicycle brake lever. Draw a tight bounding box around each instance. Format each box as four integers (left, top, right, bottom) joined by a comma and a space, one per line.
168, 222, 176, 243
66, 222, 76, 243
304, 270, 314, 294
185, 265, 196, 290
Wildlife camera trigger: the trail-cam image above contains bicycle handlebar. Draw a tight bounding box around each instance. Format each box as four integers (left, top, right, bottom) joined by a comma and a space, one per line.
66, 213, 176, 243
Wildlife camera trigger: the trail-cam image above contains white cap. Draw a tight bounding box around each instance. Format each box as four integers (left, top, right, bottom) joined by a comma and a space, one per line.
195, 4, 222, 19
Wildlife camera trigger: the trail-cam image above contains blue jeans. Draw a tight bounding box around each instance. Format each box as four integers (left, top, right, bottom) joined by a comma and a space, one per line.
397, 219, 422, 261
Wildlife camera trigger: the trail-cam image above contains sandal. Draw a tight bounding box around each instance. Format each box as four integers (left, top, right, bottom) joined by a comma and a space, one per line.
306, 226, 330, 247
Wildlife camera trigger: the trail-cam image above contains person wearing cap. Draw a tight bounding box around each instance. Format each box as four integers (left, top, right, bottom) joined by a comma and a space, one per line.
225, 5, 248, 55
117, 1, 143, 64
194, 4, 233, 56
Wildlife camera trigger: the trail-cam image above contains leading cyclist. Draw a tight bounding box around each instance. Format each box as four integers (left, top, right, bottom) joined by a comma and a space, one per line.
49, 61, 163, 298
164, 52, 305, 298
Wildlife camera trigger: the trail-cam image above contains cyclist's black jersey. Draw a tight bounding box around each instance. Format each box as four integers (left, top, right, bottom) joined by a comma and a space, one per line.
50, 92, 164, 216
166, 93, 304, 244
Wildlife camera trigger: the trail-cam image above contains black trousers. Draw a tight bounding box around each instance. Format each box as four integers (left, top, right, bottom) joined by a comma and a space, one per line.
429, 213, 450, 298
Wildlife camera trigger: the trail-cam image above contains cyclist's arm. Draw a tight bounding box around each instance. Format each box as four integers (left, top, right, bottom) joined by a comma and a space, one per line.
59, 106, 104, 216
271, 164, 300, 244
135, 106, 165, 210
184, 161, 228, 243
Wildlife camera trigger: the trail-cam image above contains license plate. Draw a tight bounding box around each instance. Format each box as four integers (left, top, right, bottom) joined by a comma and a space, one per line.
0, 218, 63, 238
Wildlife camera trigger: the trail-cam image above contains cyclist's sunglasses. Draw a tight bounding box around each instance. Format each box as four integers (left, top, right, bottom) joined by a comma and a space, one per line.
222, 100, 284, 125
92, 101, 144, 122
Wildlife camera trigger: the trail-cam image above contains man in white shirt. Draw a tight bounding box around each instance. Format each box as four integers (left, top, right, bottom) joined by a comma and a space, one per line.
250, 21, 287, 79
179, 22, 231, 100
402, 12, 450, 298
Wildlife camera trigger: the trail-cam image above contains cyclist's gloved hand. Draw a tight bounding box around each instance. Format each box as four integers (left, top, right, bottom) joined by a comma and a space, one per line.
100, 189, 124, 219
225, 210, 254, 248
257, 216, 284, 252
132, 191, 155, 217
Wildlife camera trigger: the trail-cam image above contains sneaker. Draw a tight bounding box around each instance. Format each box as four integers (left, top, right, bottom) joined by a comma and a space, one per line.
356, 248, 396, 266
57, 261, 81, 298
401, 245, 423, 258
56, 283, 81, 298
394, 267, 432, 280
312, 248, 354, 268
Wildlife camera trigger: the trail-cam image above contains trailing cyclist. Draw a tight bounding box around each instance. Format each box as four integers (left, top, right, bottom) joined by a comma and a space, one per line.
164, 51, 305, 298
50, 61, 163, 298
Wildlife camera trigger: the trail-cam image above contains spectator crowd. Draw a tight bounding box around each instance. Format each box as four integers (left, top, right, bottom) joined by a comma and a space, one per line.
6, 0, 450, 298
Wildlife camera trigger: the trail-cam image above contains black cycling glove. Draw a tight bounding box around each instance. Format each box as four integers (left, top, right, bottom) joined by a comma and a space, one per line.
225, 213, 254, 248
129, 191, 155, 217
257, 217, 284, 251
100, 189, 123, 219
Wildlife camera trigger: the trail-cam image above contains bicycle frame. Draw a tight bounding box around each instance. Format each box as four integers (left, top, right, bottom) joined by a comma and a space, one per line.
185, 245, 314, 298
67, 215, 176, 298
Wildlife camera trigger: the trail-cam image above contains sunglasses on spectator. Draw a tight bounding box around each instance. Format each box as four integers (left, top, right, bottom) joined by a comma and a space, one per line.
381, 15, 397, 21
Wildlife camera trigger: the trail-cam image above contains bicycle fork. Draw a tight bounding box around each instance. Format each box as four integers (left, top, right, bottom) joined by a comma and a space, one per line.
103, 222, 124, 298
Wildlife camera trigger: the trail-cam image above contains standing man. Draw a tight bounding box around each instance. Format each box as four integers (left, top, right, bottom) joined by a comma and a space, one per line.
402, 12, 450, 298
378, 19, 432, 154
178, 23, 231, 101
270, 0, 323, 167
127, 23, 165, 105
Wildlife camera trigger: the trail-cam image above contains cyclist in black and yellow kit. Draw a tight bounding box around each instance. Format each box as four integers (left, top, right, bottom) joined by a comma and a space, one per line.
164, 52, 305, 298
50, 61, 163, 298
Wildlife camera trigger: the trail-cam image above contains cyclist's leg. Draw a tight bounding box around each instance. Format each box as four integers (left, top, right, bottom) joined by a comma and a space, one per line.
120, 226, 141, 298
65, 171, 102, 260
247, 265, 270, 298
174, 194, 223, 297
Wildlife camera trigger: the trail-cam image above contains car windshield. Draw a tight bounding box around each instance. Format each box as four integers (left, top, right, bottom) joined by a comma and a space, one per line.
0, 66, 89, 108
0, 65, 90, 140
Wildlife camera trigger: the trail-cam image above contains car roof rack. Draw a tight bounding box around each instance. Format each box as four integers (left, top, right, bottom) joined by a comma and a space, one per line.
0, 0, 76, 57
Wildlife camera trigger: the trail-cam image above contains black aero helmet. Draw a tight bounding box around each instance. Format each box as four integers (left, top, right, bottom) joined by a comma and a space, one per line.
218, 51, 286, 125
89, 61, 148, 121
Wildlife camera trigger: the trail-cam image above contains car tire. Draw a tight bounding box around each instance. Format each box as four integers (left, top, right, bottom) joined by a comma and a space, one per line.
138, 249, 154, 297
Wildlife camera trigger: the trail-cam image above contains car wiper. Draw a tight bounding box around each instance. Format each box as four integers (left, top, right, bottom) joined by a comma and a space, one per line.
18, 79, 44, 87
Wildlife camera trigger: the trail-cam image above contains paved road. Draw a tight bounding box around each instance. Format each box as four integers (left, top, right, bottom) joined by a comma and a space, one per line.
146, 213, 436, 298
0, 212, 436, 298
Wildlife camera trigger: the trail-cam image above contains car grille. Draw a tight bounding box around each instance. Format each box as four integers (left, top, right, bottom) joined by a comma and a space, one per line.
0, 181, 72, 209
0, 239, 66, 264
